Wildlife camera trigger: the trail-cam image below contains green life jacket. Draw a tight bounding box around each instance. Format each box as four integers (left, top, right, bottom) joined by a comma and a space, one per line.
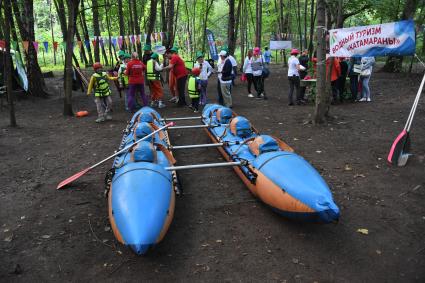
119, 64, 128, 86
188, 76, 200, 98
93, 72, 111, 97
146, 59, 160, 81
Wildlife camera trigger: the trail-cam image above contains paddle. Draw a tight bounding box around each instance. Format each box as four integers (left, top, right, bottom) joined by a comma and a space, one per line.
388, 71, 425, 166
57, 122, 174, 189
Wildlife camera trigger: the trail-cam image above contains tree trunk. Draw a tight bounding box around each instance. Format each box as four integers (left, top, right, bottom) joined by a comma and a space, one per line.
4, 0, 17, 126
132, 0, 142, 56
117, 0, 126, 50
296, 0, 302, 49
12, 0, 48, 97
64, 0, 80, 116
228, 0, 236, 55
308, 0, 315, 57
304, 0, 308, 49
105, 0, 115, 63
146, 0, 158, 44
75, 26, 88, 66
80, 0, 93, 64
92, 0, 100, 62
255, 0, 262, 47
382, 0, 418, 72
165, 0, 175, 48
313, 0, 328, 124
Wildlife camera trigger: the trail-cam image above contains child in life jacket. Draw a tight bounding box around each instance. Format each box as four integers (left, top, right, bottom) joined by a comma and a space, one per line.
146, 52, 165, 108
187, 67, 202, 113
118, 53, 131, 110
87, 62, 118, 122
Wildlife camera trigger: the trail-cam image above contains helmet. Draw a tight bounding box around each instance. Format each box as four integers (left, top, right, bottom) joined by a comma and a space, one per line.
143, 44, 152, 51
123, 53, 131, 59
151, 52, 159, 60
170, 46, 179, 53
191, 67, 201, 76
93, 62, 102, 70
290, 48, 300, 55
253, 47, 261, 55
195, 51, 204, 59
118, 50, 125, 58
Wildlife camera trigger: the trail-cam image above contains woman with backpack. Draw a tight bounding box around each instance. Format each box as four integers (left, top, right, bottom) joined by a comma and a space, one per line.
251, 47, 267, 100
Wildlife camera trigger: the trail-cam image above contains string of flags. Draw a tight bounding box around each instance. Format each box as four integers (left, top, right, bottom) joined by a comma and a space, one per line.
0, 32, 170, 54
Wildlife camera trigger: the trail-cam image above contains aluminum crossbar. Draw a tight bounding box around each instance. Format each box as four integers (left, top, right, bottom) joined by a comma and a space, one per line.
170, 143, 225, 150
161, 116, 202, 121
169, 124, 228, 130
165, 161, 242, 171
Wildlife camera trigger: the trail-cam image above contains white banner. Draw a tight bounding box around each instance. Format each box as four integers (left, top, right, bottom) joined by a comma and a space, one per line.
269, 41, 292, 50
329, 20, 415, 57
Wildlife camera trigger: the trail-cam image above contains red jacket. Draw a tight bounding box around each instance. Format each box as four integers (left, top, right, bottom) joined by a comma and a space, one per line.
312, 57, 341, 81
125, 59, 145, 84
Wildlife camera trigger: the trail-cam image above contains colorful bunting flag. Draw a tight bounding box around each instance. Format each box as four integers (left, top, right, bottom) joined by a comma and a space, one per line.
22, 41, 29, 53
84, 39, 90, 49
77, 41, 83, 49
33, 41, 39, 53
43, 41, 49, 52
0, 40, 5, 49
53, 41, 59, 51
118, 36, 123, 48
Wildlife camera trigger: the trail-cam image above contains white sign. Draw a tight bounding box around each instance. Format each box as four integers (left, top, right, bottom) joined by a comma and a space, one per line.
329, 20, 415, 57
269, 41, 292, 50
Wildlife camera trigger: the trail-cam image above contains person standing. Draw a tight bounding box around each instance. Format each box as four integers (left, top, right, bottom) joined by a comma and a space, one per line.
263, 47, 272, 65
298, 49, 309, 100
118, 53, 131, 110
242, 49, 254, 98
188, 67, 202, 112
348, 57, 361, 101
337, 57, 349, 102
87, 62, 117, 122
218, 50, 233, 107
146, 52, 165, 108
252, 47, 266, 100
125, 52, 147, 112
287, 48, 302, 106
326, 57, 342, 103
194, 52, 213, 105
359, 56, 375, 102
163, 47, 189, 106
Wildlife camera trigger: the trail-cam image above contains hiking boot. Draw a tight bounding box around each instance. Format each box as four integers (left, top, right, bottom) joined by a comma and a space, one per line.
158, 101, 166, 108
248, 93, 254, 98
95, 116, 105, 123
105, 114, 112, 120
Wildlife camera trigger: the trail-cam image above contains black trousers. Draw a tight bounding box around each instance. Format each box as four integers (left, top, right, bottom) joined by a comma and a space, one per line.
191, 97, 200, 111
246, 73, 254, 93
217, 78, 224, 105
288, 75, 300, 104
177, 75, 187, 105
253, 75, 264, 96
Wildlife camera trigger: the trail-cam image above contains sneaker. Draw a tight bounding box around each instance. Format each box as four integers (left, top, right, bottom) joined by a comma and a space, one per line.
174, 97, 180, 104
367, 98, 371, 102
193, 109, 199, 113
169, 97, 177, 102
256, 95, 263, 100
158, 101, 166, 108
260, 93, 264, 98
105, 114, 112, 120
95, 116, 105, 123
358, 97, 367, 102
248, 93, 254, 98
150, 101, 157, 107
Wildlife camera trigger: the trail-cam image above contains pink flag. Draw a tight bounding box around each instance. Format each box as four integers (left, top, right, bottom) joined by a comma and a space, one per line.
32, 41, 39, 52
118, 36, 123, 48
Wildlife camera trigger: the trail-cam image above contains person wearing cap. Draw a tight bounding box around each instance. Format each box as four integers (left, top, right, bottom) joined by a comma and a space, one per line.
118, 53, 131, 110
125, 52, 147, 111
163, 47, 189, 106
87, 62, 117, 122
187, 67, 202, 112
194, 51, 213, 105
242, 49, 254, 97
217, 50, 233, 107
146, 52, 165, 108
142, 44, 152, 64
251, 47, 267, 100
287, 48, 304, 105
219, 46, 238, 86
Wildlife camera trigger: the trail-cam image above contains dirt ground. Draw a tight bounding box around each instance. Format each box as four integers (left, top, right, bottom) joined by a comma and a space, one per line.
1, 65, 424, 282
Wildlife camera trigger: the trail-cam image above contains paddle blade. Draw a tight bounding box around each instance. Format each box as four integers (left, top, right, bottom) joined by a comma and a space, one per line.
56, 167, 92, 190
388, 130, 410, 165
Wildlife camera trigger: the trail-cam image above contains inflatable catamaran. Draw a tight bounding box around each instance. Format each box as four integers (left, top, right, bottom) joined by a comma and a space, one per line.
59, 104, 339, 255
